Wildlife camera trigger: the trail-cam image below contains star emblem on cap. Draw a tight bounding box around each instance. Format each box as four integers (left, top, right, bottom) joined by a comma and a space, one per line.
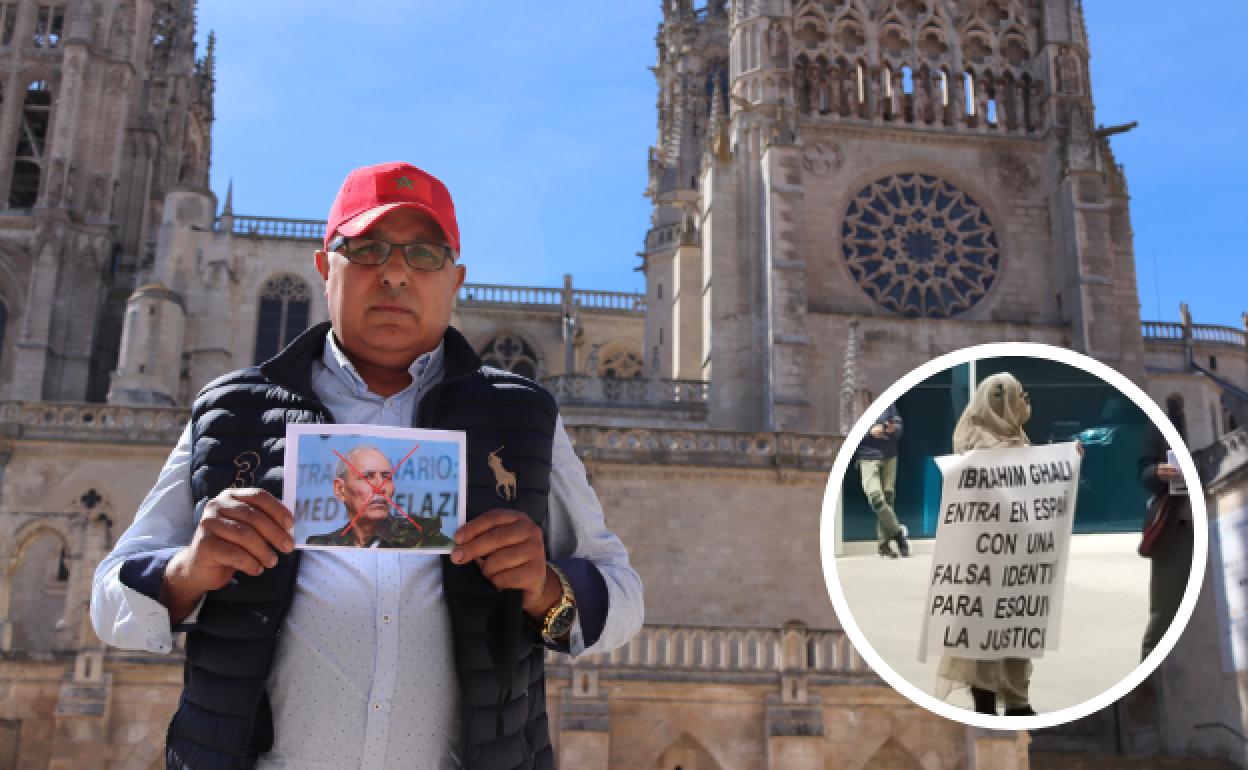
396, 176, 415, 190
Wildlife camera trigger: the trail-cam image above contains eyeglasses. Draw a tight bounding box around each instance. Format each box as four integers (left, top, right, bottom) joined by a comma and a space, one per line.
329, 235, 457, 272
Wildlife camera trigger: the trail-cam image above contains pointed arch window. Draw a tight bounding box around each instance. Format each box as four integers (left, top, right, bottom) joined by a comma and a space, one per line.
253, 275, 311, 364
1165, 395, 1186, 441
9, 81, 52, 209
480, 334, 539, 379
33, 4, 65, 48
1, 3, 18, 45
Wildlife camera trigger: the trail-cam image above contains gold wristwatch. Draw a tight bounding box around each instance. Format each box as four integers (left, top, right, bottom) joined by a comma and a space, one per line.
540, 563, 577, 644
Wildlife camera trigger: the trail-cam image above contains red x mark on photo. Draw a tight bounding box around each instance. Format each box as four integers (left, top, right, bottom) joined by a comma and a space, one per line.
333, 444, 422, 536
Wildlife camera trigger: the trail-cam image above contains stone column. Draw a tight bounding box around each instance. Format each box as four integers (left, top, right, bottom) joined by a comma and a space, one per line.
557, 667, 609, 770
964, 728, 1030, 770
48, 651, 114, 770
10, 234, 63, 400
766, 621, 823, 769
761, 144, 811, 432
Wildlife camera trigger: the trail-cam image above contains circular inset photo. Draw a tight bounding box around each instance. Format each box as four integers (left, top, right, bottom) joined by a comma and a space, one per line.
819, 343, 1208, 730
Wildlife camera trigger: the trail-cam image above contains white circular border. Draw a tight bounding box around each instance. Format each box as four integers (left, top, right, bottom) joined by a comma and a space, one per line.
818, 342, 1209, 730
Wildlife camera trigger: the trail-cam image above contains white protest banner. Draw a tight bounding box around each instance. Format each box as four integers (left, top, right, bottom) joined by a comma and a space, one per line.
919, 442, 1081, 661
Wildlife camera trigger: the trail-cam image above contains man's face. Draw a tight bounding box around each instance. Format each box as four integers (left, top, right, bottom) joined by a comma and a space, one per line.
334, 448, 397, 522
315, 207, 466, 367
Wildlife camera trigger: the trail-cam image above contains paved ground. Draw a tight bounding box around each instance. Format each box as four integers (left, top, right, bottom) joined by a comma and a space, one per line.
834, 533, 1151, 715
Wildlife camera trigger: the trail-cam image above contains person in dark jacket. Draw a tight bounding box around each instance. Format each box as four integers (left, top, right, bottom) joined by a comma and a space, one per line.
90, 162, 644, 770
855, 402, 911, 558
1139, 428, 1193, 660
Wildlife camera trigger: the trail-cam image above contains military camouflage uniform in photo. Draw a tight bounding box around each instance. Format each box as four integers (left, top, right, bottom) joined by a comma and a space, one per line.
306, 515, 454, 548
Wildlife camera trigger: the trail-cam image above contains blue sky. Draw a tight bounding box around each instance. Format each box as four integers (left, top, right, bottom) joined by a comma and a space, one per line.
196, 2, 1245, 328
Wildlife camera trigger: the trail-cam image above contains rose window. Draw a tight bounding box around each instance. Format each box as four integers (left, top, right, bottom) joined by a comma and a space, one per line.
841, 173, 1000, 318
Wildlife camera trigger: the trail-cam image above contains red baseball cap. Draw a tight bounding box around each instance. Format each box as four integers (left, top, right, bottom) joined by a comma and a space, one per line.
324, 161, 460, 253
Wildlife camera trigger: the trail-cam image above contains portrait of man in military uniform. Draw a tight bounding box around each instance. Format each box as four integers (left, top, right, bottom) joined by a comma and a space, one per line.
304, 442, 455, 549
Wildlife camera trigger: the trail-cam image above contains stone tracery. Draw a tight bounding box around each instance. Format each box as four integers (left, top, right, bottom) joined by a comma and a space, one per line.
788, 0, 1041, 132
842, 172, 1000, 318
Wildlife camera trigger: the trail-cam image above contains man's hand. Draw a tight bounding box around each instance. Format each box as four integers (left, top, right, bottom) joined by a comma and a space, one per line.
451, 509, 559, 620
869, 424, 886, 439
161, 488, 295, 624
1156, 463, 1182, 481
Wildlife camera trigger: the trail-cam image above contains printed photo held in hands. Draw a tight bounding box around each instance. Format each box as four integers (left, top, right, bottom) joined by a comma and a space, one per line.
282, 424, 466, 551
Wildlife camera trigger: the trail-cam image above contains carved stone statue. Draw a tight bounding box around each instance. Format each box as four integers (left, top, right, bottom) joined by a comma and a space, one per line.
586, 344, 601, 377
868, 69, 881, 119
848, 66, 858, 117
766, 22, 788, 65
86, 174, 110, 219
795, 63, 811, 114
826, 65, 840, 114
1015, 80, 1029, 131
913, 74, 928, 124
813, 66, 830, 113
975, 78, 991, 128
1029, 79, 1045, 129
948, 75, 964, 126
997, 83, 1012, 133
45, 158, 66, 206
889, 70, 903, 120
1057, 45, 1080, 94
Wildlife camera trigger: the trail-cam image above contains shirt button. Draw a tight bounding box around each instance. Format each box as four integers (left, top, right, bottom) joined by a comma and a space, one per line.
373, 703, 381, 711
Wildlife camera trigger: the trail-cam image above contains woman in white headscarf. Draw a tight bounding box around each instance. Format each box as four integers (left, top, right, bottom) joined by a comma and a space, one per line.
939, 372, 1037, 716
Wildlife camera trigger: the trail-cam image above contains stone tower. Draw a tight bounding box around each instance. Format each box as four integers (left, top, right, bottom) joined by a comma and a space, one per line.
0, 0, 214, 403
643, 0, 1146, 433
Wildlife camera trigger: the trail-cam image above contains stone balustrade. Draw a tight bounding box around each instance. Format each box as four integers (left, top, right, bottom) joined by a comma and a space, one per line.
0, 402, 188, 444
564, 424, 840, 470
459, 283, 564, 306
458, 284, 645, 314
1193, 324, 1247, 347
547, 624, 871, 679
542, 375, 707, 406
1142, 319, 1247, 348
223, 215, 326, 241
1140, 321, 1183, 340
0, 401, 839, 469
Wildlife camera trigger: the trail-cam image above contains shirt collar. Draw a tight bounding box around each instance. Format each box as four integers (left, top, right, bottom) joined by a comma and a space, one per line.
322, 332, 444, 398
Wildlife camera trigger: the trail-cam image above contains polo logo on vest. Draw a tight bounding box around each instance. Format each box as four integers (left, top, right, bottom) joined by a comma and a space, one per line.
233, 450, 261, 488
488, 447, 517, 501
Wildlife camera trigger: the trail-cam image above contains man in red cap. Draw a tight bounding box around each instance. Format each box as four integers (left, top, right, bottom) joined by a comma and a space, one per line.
91, 162, 643, 770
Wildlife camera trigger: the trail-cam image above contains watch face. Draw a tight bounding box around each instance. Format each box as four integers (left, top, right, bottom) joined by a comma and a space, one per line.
547, 603, 576, 639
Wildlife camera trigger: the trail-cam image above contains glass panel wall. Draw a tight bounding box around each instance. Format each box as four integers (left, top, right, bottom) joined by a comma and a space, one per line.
841, 356, 1154, 540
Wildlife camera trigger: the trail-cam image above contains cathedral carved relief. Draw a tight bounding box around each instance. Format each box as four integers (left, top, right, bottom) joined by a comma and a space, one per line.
789, 0, 1044, 132
842, 172, 1000, 318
